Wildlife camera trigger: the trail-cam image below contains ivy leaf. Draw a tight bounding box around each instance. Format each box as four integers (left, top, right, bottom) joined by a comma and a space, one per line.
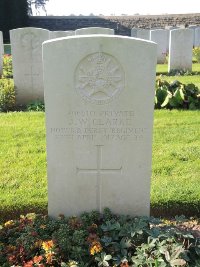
161, 94, 170, 107
104, 255, 112, 261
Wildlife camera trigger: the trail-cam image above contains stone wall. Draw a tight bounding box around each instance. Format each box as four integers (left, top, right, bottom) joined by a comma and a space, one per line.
29, 14, 200, 36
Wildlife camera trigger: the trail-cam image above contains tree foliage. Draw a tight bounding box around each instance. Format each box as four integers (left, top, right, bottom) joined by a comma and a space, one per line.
27, 0, 49, 15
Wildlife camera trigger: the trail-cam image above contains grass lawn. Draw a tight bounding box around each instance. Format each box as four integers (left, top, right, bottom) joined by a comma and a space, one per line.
0, 112, 47, 220
0, 111, 200, 221
156, 63, 200, 88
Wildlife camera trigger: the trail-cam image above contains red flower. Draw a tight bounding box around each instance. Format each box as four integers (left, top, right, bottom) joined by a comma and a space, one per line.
23, 260, 34, 267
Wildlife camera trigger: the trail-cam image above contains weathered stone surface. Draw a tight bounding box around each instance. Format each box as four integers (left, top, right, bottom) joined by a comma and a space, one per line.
10, 27, 49, 105
168, 29, 193, 72
43, 35, 157, 217
188, 25, 197, 46
150, 29, 168, 63
194, 27, 200, 47
137, 29, 150, 40
49, 31, 75, 39
75, 27, 114, 35
131, 28, 137, 37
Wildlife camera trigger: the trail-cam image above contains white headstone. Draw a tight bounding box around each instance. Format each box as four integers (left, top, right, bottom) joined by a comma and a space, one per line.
0, 31, 4, 76
168, 29, 193, 72
43, 35, 157, 217
10, 27, 49, 105
50, 31, 75, 39
75, 27, 114, 35
137, 29, 150, 40
150, 29, 168, 63
188, 25, 197, 46
194, 27, 200, 47
131, 28, 137, 37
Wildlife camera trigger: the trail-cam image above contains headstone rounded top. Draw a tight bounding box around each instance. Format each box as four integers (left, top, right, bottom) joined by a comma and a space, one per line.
75, 27, 114, 35
10, 27, 49, 33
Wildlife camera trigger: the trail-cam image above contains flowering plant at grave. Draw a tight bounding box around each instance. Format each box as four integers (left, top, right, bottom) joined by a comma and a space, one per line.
2, 54, 13, 79
0, 209, 200, 266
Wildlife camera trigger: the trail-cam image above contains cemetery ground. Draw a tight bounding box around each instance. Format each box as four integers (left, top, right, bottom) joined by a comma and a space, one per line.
0, 52, 200, 221
0, 111, 200, 266
0, 50, 200, 266
0, 110, 200, 221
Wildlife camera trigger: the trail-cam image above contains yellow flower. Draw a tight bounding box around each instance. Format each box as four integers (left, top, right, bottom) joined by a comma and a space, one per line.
4, 220, 14, 227
90, 241, 102, 255
42, 240, 54, 251
40, 224, 46, 229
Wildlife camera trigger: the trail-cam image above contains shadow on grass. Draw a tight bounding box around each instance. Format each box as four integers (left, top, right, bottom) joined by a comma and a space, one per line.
0, 202, 200, 223
156, 71, 200, 76
151, 202, 200, 218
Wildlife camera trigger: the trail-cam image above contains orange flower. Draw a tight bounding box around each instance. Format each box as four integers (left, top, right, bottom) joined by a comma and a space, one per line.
33, 255, 43, 264
7, 255, 16, 263
90, 241, 102, 255
87, 233, 99, 244
120, 260, 129, 267
42, 240, 54, 251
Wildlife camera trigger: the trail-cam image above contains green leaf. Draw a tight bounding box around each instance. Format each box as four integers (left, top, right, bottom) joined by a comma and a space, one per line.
169, 97, 180, 107
156, 88, 168, 104
161, 94, 170, 107
104, 255, 112, 261
174, 88, 184, 104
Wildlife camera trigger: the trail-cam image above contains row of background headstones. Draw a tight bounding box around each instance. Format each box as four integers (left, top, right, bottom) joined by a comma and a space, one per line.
131, 25, 200, 48
0, 26, 196, 217
132, 28, 195, 72
0, 26, 199, 105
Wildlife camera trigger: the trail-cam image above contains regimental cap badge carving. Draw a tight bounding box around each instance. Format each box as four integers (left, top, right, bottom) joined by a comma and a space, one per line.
75, 52, 125, 105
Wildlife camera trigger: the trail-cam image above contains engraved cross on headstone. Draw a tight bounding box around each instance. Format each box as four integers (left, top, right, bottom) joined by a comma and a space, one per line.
76, 145, 122, 212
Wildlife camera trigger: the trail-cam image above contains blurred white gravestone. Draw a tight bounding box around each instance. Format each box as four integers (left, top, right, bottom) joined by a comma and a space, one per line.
49, 31, 75, 39
75, 27, 114, 35
168, 29, 193, 72
0, 31, 4, 76
188, 25, 197, 46
150, 29, 168, 63
137, 29, 150, 40
194, 27, 200, 47
43, 35, 157, 217
131, 28, 137, 37
10, 27, 49, 105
